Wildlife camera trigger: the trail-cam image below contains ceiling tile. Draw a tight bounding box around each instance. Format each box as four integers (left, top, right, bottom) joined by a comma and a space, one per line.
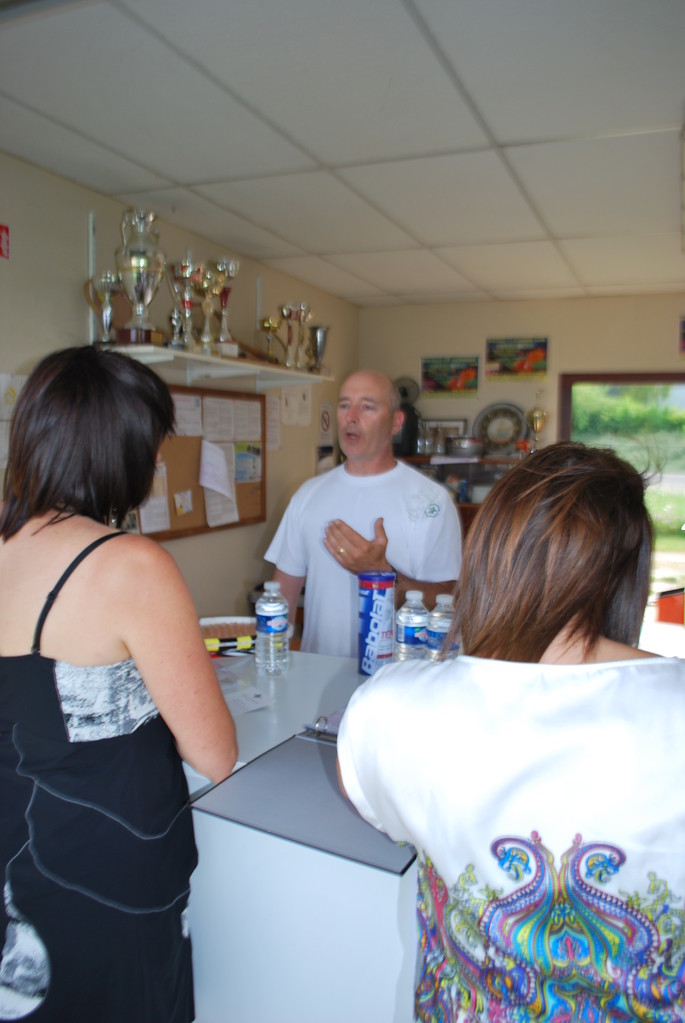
262, 256, 386, 300
197, 172, 415, 252
327, 250, 478, 294
0, 3, 314, 182
340, 152, 547, 246
118, 0, 490, 164
489, 286, 587, 300
436, 241, 580, 290
559, 234, 685, 286
413, 0, 685, 142
0, 94, 170, 194
507, 132, 681, 237
585, 282, 685, 297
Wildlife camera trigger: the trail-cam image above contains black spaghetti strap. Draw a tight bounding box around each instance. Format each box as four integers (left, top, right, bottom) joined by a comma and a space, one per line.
31, 532, 126, 654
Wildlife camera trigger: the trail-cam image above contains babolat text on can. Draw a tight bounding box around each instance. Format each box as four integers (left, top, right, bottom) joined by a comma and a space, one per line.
358, 571, 396, 676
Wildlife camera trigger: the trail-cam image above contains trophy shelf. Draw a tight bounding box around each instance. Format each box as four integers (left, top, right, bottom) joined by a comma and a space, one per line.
111, 345, 330, 392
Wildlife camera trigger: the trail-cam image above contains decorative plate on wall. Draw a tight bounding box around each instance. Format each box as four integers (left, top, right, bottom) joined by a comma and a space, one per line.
472, 402, 528, 454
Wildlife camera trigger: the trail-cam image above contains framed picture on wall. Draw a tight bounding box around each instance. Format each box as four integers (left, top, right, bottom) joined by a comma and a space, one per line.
485, 338, 548, 378
421, 356, 478, 395
425, 418, 468, 437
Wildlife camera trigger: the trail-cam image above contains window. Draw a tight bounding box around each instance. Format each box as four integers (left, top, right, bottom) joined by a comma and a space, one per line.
559, 373, 685, 597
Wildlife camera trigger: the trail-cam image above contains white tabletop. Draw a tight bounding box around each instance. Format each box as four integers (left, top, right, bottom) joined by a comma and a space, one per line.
185, 650, 362, 794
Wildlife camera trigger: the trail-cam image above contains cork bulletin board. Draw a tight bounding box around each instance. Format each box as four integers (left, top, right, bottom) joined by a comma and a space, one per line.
135, 385, 266, 542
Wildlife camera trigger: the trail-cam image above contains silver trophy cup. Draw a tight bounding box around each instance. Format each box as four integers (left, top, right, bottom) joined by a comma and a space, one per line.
85, 271, 121, 343
308, 325, 329, 372
115, 209, 166, 340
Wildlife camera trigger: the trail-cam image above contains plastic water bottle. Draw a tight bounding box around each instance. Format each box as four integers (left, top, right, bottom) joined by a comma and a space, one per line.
255, 581, 289, 675
425, 594, 459, 662
394, 590, 429, 661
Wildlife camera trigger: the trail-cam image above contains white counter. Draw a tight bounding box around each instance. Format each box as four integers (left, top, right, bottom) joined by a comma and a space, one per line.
185, 651, 364, 794
188, 652, 418, 1023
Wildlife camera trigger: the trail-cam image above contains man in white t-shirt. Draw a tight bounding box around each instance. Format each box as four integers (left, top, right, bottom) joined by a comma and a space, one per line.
264, 370, 462, 657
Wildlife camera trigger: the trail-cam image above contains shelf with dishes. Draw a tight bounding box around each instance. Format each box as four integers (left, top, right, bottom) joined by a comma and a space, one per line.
406, 454, 520, 498
110, 344, 330, 391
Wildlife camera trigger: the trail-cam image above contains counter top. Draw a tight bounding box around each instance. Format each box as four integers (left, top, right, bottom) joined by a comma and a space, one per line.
185, 650, 362, 794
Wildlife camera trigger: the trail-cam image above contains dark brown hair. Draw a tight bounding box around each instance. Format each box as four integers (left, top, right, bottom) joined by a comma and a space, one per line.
1, 345, 175, 539
456, 442, 653, 661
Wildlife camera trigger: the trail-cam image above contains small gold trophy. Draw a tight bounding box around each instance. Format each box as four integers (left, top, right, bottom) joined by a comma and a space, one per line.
526, 392, 548, 452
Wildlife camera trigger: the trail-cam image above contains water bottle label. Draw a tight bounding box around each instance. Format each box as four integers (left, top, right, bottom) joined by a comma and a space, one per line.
426, 630, 460, 656
426, 627, 447, 651
257, 613, 288, 634
396, 624, 427, 646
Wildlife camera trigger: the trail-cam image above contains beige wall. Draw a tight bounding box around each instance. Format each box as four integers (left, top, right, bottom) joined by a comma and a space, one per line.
0, 151, 358, 614
358, 295, 685, 442
4, 150, 685, 613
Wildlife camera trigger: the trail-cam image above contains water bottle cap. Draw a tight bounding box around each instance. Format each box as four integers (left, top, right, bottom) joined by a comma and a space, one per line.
264, 581, 280, 593
435, 594, 453, 605
406, 590, 423, 601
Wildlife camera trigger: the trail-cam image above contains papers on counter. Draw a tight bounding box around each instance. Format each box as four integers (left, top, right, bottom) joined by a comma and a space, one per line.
213, 660, 274, 717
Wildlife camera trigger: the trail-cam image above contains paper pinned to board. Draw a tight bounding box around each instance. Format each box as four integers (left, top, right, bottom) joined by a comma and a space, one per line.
200, 439, 239, 526
138, 462, 171, 533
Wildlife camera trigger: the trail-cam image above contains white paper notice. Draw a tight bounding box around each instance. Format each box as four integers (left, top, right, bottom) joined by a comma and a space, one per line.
200, 440, 239, 526
203, 396, 234, 441
296, 384, 312, 426
138, 462, 171, 533
233, 400, 262, 441
281, 386, 297, 426
266, 393, 281, 450
173, 393, 203, 436
200, 439, 234, 497
281, 384, 312, 427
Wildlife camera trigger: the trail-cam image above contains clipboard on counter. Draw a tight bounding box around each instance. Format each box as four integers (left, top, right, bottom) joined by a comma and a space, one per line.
192, 734, 416, 874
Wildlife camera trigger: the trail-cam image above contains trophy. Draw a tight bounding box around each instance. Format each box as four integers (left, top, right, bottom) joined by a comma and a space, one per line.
115, 210, 166, 343
296, 302, 312, 369
216, 258, 240, 346
167, 252, 202, 348
526, 392, 548, 452
260, 316, 286, 361
308, 325, 329, 373
84, 271, 121, 343
281, 303, 299, 368
281, 302, 312, 368
199, 258, 240, 350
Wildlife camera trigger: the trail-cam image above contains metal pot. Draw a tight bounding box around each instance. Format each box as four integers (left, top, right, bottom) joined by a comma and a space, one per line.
446, 436, 484, 458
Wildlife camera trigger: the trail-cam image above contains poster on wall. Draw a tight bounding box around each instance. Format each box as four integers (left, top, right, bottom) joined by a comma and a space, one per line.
421, 356, 478, 396
485, 338, 548, 379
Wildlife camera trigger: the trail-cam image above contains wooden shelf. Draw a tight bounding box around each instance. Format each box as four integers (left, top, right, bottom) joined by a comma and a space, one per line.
112, 345, 331, 392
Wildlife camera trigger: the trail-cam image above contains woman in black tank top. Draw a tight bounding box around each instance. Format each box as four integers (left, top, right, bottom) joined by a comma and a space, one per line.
0, 346, 237, 1023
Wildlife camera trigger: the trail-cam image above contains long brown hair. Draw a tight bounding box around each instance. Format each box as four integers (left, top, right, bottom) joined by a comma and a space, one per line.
456, 442, 653, 661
